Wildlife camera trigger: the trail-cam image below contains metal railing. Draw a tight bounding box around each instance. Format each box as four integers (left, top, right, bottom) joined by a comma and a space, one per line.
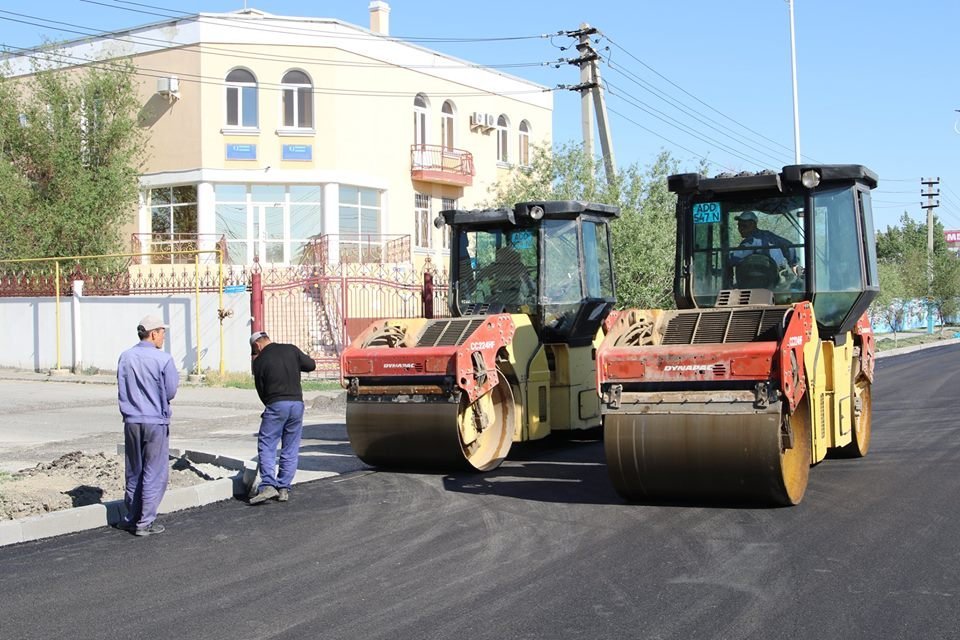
410, 144, 475, 185
299, 234, 411, 265
131, 233, 228, 264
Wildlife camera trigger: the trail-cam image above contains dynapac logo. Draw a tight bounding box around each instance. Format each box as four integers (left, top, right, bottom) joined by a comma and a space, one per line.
383, 363, 419, 369
663, 364, 719, 372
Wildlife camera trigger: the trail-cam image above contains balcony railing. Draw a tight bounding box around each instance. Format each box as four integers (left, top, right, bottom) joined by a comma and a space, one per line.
299, 234, 411, 265
410, 144, 474, 186
131, 233, 228, 264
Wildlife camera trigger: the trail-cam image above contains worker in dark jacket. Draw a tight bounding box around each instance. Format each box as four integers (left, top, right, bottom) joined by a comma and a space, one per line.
248, 331, 316, 504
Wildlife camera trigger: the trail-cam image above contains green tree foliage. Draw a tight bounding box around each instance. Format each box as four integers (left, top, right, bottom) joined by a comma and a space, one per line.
875, 212, 948, 263
0, 58, 145, 260
872, 212, 960, 332
486, 143, 684, 309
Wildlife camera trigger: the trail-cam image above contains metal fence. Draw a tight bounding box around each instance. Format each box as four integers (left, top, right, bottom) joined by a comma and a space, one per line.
0, 248, 449, 377
0, 250, 229, 375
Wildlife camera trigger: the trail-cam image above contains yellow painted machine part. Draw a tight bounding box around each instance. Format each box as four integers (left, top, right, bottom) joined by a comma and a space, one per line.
545, 342, 601, 431
500, 315, 551, 442
802, 325, 857, 464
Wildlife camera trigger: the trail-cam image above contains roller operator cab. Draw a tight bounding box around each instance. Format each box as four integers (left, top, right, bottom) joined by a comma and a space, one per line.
597, 165, 879, 505
342, 201, 620, 472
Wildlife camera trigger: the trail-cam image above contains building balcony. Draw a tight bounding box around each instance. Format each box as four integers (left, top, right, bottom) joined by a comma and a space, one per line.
410, 144, 474, 187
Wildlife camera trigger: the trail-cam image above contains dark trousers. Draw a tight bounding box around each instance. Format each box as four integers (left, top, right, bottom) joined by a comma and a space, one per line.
257, 400, 305, 490
122, 422, 169, 529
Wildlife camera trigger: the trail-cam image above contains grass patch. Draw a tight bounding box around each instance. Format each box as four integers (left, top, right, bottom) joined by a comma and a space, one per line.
201, 370, 342, 392
875, 327, 960, 352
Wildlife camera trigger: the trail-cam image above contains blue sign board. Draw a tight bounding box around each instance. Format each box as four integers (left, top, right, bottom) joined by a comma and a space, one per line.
225, 144, 257, 161
223, 285, 246, 294
282, 144, 313, 161
692, 202, 722, 224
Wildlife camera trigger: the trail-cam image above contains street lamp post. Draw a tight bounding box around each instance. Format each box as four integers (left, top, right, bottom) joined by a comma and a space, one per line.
787, 0, 801, 164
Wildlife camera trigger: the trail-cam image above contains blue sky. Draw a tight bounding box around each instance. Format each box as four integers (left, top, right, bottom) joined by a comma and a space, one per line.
1, 0, 958, 232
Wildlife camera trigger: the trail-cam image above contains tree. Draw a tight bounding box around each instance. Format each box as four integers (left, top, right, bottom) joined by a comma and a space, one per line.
486, 143, 689, 310
0, 56, 146, 261
875, 212, 948, 264
869, 261, 908, 346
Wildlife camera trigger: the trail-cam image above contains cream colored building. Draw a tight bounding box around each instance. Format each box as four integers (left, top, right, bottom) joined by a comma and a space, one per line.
6, 2, 552, 271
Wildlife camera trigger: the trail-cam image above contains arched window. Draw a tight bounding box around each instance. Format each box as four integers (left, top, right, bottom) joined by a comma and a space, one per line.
281, 70, 313, 129
413, 94, 429, 147
441, 101, 455, 151
518, 120, 531, 166
225, 69, 258, 128
496, 114, 509, 163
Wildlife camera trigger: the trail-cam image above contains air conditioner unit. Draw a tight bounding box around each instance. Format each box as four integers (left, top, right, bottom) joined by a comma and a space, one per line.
470, 111, 485, 128
483, 113, 497, 129
157, 76, 180, 100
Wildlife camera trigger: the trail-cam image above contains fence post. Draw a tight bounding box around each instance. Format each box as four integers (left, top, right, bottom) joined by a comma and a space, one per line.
423, 270, 434, 319
251, 271, 264, 333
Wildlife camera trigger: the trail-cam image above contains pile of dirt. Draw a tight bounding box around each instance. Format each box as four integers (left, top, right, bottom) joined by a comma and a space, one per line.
0, 451, 227, 521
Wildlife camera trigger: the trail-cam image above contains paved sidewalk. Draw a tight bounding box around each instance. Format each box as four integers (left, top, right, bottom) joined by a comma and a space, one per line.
0, 368, 357, 478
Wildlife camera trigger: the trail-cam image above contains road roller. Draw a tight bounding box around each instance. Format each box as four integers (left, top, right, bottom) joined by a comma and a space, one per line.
597, 164, 879, 505
342, 200, 620, 471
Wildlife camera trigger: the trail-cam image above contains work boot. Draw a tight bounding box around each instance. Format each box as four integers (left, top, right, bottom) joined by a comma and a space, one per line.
249, 485, 279, 505
134, 522, 165, 537
278, 488, 289, 502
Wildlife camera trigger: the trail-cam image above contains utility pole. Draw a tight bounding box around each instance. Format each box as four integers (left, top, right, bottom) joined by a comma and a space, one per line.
921, 176, 940, 333
566, 25, 616, 184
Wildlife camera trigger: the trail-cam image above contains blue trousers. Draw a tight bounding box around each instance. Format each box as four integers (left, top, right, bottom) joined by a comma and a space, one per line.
257, 401, 305, 490
122, 422, 169, 529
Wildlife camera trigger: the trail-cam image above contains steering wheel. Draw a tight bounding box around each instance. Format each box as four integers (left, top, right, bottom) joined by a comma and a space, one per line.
735, 253, 779, 289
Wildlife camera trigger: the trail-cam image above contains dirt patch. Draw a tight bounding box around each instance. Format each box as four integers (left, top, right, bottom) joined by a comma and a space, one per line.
0, 451, 230, 521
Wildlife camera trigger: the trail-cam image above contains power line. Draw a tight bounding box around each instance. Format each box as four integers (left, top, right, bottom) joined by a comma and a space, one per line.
606, 105, 738, 173
602, 34, 822, 165
0, 11, 561, 73
603, 59, 792, 167
81, 0, 556, 44
7, 44, 556, 99
604, 79, 776, 169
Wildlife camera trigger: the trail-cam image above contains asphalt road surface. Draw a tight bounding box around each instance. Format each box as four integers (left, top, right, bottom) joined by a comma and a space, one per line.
1, 345, 959, 640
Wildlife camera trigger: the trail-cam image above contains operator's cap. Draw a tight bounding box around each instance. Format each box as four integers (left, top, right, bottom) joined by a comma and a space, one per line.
249, 331, 269, 346
138, 315, 167, 332
735, 211, 758, 222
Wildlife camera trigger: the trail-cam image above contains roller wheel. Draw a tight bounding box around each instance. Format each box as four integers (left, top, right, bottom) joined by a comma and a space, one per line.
777, 398, 812, 505
604, 399, 811, 506
458, 374, 514, 471
838, 356, 872, 458
345, 371, 514, 472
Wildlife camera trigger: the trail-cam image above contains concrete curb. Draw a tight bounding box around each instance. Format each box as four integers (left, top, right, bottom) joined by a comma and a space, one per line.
0, 448, 258, 547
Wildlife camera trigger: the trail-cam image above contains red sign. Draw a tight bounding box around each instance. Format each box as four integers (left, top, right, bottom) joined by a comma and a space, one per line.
946, 230, 960, 244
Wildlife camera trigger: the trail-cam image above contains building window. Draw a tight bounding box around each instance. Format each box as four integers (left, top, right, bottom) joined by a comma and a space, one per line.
415, 193, 431, 250
441, 197, 456, 250
496, 114, 509, 163
339, 186, 383, 263
213, 184, 323, 265
413, 94, 428, 147
150, 186, 198, 263
441, 101, 455, 151
225, 69, 258, 128
281, 70, 313, 129
518, 120, 531, 166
